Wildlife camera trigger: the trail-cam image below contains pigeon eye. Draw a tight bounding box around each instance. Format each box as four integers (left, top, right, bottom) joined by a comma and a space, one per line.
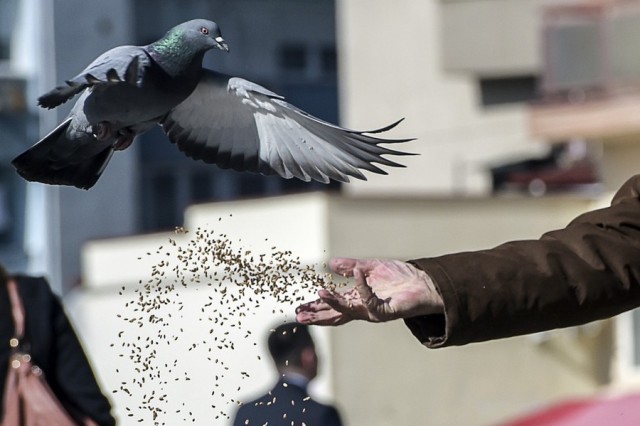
200, 27, 209, 35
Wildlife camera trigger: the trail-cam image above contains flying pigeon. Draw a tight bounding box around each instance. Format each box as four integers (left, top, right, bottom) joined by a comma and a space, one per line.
12, 19, 414, 190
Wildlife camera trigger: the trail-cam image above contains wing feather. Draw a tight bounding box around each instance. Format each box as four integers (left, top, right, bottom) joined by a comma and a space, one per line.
161, 69, 415, 183
38, 46, 152, 109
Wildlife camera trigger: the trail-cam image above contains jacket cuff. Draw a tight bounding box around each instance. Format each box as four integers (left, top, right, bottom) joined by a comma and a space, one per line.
404, 258, 463, 348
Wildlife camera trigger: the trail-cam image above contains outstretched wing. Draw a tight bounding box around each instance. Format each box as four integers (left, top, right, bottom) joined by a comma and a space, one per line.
38, 46, 152, 109
161, 70, 415, 183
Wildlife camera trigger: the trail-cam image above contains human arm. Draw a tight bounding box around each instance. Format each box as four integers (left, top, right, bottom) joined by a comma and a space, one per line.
297, 175, 640, 348
406, 174, 640, 347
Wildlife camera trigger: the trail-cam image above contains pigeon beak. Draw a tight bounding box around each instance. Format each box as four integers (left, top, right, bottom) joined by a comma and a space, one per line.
214, 36, 229, 52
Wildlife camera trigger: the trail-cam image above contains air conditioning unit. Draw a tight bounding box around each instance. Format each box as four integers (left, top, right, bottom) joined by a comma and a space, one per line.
542, 1, 640, 99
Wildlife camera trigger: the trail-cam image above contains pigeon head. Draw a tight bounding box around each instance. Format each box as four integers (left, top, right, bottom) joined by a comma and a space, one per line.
177, 19, 229, 53
151, 19, 229, 60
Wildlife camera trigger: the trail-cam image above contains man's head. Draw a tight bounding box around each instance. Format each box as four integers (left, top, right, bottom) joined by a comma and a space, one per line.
268, 322, 318, 380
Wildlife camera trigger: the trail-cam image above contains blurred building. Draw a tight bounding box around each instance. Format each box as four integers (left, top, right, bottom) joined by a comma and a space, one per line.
4, 0, 640, 425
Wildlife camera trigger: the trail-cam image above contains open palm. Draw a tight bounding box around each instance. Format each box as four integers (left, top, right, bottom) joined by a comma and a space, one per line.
296, 258, 443, 326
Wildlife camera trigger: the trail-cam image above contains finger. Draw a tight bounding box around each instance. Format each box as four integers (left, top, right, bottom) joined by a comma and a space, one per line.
295, 298, 334, 314
318, 290, 359, 317
329, 258, 358, 276
296, 292, 350, 325
296, 309, 349, 326
354, 268, 375, 304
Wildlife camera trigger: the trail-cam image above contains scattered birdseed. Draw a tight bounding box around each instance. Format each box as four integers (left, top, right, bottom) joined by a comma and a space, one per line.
113, 222, 346, 424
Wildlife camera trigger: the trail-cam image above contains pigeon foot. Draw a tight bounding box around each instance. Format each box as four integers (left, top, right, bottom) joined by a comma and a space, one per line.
114, 132, 135, 151
93, 122, 113, 141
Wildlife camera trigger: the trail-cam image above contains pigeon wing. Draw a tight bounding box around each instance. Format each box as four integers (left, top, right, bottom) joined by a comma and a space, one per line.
161, 70, 414, 183
38, 46, 152, 109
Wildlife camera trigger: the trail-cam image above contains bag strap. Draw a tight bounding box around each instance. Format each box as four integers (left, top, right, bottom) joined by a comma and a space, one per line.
6, 279, 25, 340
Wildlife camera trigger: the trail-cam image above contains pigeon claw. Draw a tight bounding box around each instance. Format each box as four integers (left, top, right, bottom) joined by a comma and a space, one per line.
93, 122, 113, 141
114, 134, 135, 151
113, 127, 135, 151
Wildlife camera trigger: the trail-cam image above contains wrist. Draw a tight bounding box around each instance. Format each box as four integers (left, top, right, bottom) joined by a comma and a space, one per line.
416, 268, 444, 316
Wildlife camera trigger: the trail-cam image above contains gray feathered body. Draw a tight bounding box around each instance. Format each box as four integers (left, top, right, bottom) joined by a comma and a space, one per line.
12, 19, 414, 190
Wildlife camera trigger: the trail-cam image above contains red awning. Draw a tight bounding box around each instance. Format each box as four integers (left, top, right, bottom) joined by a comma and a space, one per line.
501, 392, 640, 426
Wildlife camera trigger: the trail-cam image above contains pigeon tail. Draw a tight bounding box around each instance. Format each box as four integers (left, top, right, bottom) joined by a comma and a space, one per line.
12, 118, 114, 190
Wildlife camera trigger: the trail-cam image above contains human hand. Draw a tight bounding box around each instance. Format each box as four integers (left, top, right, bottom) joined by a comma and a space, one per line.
295, 258, 444, 326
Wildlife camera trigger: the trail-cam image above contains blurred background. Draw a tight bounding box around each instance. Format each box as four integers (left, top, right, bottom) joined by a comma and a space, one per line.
3, 0, 640, 424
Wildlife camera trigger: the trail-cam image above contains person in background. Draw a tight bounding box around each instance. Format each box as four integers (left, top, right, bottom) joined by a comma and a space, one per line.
297, 174, 640, 349
233, 322, 343, 426
0, 265, 116, 425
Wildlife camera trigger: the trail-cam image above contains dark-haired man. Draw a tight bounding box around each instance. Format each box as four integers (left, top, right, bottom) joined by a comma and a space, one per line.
233, 322, 343, 426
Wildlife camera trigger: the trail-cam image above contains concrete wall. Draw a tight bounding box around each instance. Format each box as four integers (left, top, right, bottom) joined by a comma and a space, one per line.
335, 0, 552, 197
440, 0, 545, 76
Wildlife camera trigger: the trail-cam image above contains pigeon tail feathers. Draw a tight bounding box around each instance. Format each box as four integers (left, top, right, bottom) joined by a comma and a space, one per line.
11, 118, 114, 190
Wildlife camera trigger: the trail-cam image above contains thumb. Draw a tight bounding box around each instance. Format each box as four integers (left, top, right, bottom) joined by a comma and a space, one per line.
354, 268, 375, 304
330, 257, 357, 277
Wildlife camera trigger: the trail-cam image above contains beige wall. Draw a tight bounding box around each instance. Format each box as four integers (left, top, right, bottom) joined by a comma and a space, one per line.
441, 0, 544, 76
336, 0, 549, 197
332, 321, 613, 426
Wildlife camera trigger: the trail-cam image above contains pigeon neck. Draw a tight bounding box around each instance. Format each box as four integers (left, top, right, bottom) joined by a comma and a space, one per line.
148, 34, 204, 77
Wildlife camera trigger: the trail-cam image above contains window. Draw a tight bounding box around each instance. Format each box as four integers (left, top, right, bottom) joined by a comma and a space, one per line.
321, 46, 337, 74
479, 75, 539, 107
279, 43, 308, 71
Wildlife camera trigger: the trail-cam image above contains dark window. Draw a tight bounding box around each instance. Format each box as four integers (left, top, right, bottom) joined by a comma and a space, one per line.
139, 148, 340, 232
321, 46, 337, 74
151, 172, 179, 229
279, 44, 307, 71
190, 171, 212, 203
0, 42, 9, 61
479, 75, 539, 106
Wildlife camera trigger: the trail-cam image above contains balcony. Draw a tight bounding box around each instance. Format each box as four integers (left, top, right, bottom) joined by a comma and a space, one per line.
529, 91, 640, 141
529, 0, 640, 141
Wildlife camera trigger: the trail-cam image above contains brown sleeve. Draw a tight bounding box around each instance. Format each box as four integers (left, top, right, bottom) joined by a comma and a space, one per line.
405, 174, 640, 348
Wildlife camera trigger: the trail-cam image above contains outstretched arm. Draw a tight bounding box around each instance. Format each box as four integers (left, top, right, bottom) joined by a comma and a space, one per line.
297, 175, 640, 348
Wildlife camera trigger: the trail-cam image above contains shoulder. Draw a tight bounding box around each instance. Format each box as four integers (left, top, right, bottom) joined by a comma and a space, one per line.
236, 391, 272, 412
233, 392, 271, 425
13, 275, 53, 295
12, 275, 56, 309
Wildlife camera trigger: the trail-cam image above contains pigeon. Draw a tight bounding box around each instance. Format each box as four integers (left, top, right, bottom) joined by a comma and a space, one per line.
12, 19, 414, 190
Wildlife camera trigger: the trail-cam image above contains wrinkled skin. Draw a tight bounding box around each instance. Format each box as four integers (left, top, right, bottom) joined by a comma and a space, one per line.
296, 258, 444, 326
